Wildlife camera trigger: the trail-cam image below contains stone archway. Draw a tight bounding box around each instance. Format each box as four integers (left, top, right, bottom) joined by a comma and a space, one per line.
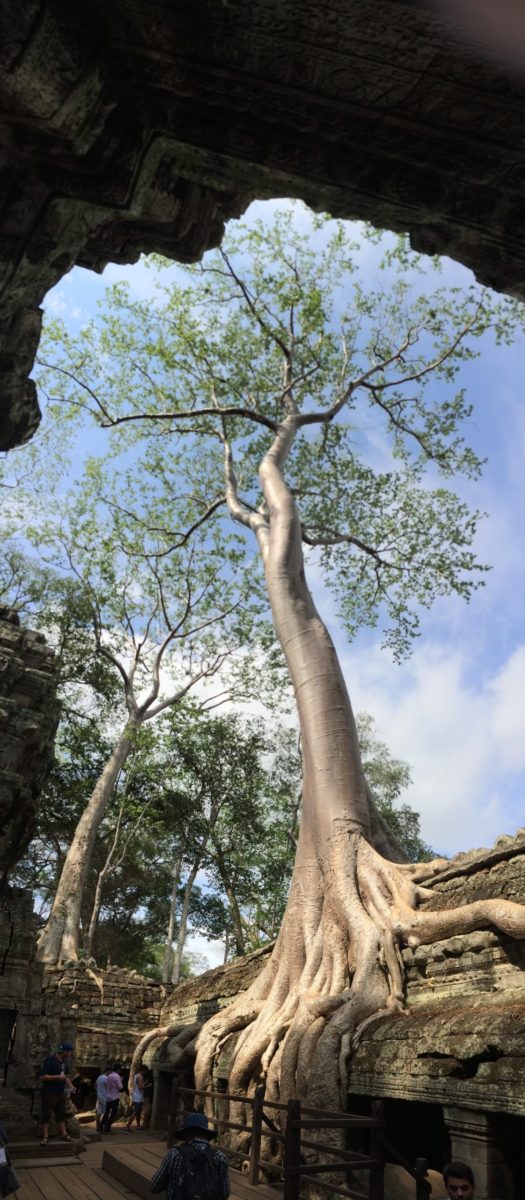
1, 0, 525, 450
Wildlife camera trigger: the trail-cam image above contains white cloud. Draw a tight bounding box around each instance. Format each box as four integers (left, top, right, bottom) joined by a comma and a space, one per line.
489, 645, 525, 772
44, 291, 69, 315
185, 931, 225, 969
101, 257, 162, 301
341, 639, 525, 856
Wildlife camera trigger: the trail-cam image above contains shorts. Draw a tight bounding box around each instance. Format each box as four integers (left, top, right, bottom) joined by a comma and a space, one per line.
42, 1092, 66, 1122
133, 1102, 143, 1117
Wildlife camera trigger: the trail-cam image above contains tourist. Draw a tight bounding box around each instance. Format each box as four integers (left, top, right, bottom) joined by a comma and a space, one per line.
443, 1162, 475, 1200
95, 1068, 108, 1133
142, 1069, 153, 1129
101, 1062, 123, 1133
0, 1117, 20, 1197
0, 1119, 9, 1191
71, 1074, 89, 1110
150, 1112, 229, 1200
39, 1041, 75, 1147
124, 1064, 145, 1132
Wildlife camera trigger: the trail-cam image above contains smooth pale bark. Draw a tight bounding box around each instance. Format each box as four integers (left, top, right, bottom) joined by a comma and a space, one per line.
162, 854, 183, 984
36, 719, 137, 964
84, 789, 153, 957
183, 417, 525, 1123
85, 863, 110, 960
129, 1022, 202, 1102
85, 794, 126, 958
171, 803, 222, 984
223, 925, 230, 965
171, 858, 200, 985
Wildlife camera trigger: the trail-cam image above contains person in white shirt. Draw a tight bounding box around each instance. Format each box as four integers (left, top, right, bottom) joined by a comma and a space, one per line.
95, 1070, 108, 1133
100, 1062, 123, 1133
124, 1065, 145, 1132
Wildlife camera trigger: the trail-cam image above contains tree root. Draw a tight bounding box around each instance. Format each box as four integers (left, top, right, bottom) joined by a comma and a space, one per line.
180, 828, 525, 1148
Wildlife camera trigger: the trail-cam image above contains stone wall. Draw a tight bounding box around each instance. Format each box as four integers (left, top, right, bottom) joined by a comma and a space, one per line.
348, 832, 525, 1117
153, 831, 525, 1121
159, 944, 272, 1030
0, 957, 165, 1135
41, 963, 164, 1072
2, 2, 525, 451
0, 610, 61, 1133
0, 610, 60, 886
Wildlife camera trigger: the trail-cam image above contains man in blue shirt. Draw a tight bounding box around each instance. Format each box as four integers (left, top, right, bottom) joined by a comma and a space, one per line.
150, 1113, 230, 1200
39, 1041, 75, 1146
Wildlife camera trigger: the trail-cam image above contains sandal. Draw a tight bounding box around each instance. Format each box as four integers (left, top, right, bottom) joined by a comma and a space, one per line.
60, 1135, 73, 1143
40, 1138, 48, 1146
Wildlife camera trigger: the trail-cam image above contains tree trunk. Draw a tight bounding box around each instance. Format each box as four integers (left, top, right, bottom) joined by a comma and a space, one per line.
211, 836, 245, 956
85, 865, 108, 960
171, 859, 200, 986
187, 423, 525, 1124
171, 803, 221, 985
162, 854, 183, 984
36, 719, 138, 964
85, 791, 126, 958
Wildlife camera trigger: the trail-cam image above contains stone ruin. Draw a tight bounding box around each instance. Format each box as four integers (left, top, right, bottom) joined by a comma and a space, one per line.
0, 608, 59, 1132
0, 606, 166, 1133
2, 1, 525, 452
1, 4, 525, 1179
143, 834, 525, 1200
0, 607, 60, 887
0, 608, 524, 1196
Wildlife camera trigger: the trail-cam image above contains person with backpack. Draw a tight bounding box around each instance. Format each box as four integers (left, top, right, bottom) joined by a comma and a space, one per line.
149, 1112, 230, 1200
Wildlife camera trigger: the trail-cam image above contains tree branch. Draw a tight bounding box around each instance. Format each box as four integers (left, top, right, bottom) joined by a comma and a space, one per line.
99, 405, 277, 432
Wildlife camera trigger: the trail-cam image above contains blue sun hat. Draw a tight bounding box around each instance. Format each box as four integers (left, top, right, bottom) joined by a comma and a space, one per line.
172, 1112, 217, 1140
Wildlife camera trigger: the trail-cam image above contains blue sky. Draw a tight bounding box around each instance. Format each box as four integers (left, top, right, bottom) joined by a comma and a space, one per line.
34, 198, 525, 963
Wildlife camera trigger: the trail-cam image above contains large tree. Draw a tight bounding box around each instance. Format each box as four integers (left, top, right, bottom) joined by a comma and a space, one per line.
1, 459, 272, 965
37, 207, 525, 1114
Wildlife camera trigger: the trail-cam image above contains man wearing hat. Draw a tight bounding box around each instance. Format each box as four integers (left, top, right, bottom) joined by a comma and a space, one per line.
150, 1113, 230, 1200
39, 1042, 75, 1147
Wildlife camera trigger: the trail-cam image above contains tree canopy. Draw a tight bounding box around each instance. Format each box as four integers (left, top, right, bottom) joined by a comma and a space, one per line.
6, 204, 524, 1123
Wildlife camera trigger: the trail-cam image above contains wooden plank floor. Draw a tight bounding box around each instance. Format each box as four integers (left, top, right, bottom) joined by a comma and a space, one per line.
16, 1126, 281, 1200
16, 1130, 163, 1200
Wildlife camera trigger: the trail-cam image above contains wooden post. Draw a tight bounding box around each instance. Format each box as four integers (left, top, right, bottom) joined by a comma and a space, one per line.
415, 1157, 430, 1200
249, 1084, 265, 1185
369, 1100, 385, 1200
283, 1098, 302, 1200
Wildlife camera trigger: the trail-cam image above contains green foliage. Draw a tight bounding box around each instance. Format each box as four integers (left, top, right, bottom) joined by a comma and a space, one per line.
8, 204, 515, 974
356, 713, 433, 861
32, 205, 523, 659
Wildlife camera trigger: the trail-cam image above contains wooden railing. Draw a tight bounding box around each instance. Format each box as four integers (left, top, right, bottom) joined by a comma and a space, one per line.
382, 1137, 432, 1200
172, 1085, 386, 1200
282, 1096, 385, 1200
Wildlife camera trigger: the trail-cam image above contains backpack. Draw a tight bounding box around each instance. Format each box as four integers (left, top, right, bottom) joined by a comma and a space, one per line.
178, 1143, 219, 1200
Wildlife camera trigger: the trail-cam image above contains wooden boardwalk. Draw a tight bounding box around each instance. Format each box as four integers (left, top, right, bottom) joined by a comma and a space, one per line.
14, 1126, 280, 1200
15, 1130, 156, 1200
